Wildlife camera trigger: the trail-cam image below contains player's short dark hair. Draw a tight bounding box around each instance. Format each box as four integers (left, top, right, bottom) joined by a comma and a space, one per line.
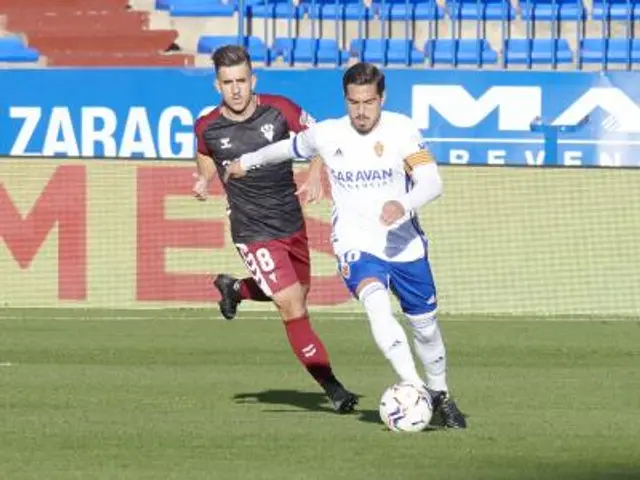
212, 45, 252, 73
342, 62, 385, 97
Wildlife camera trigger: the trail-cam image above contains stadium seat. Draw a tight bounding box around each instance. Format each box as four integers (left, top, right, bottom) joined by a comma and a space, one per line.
579, 38, 640, 63
169, 1, 236, 17
424, 38, 498, 64
350, 39, 425, 64
380, 0, 445, 20
0, 36, 39, 62
446, 0, 516, 20
591, 0, 640, 20
250, 0, 305, 18
307, 0, 375, 20
198, 35, 271, 61
503, 38, 573, 64
273, 37, 348, 63
520, 0, 585, 21
156, 0, 180, 9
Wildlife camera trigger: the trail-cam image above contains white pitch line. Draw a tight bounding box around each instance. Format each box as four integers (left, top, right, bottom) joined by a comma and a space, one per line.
0, 362, 13, 367
0, 315, 637, 322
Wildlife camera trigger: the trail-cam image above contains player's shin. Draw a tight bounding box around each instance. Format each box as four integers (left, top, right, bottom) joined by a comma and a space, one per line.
283, 315, 335, 384
359, 282, 424, 386
408, 312, 448, 393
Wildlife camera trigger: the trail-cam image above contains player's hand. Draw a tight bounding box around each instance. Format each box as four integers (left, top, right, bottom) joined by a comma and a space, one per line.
192, 173, 208, 201
223, 160, 246, 182
296, 175, 324, 204
380, 200, 405, 226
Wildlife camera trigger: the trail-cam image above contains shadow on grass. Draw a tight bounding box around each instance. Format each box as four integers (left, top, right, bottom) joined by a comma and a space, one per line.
234, 389, 375, 424
234, 389, 423, 430
233, 389, 339, 414
233, 389, 460, 432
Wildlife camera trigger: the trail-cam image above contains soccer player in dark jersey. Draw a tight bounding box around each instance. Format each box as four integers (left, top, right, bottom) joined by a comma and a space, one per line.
192, 45, 357, 414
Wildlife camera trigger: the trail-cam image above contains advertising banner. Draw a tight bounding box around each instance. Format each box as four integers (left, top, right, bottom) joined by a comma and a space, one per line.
2, 69, 640, 167
2, 160, 639, 316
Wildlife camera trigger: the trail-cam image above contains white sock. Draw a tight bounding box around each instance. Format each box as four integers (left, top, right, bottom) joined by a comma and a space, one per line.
408, 312, 449, 393
360, 283, 423, 385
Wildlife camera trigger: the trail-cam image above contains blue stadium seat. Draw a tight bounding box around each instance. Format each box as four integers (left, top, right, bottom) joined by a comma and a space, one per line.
520, 0, 585, 20
157, 0, 199, 9
0, 36, 39, 62
446, 0, 516, 20
503, 38, 573, 64
307, 0, 374, 20
169, 0, 235, 16
350, 39, 425, 64
424, 39, 498, 64
273, 37, 348, 63
591, 0, 640, 20
380, 0, 445, 20
197, 35, 271, 61
580, 38, 640, 63
250, 0, 304, 18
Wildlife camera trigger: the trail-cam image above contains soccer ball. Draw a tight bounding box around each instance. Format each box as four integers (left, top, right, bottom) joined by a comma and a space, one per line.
379, 382, 433, 432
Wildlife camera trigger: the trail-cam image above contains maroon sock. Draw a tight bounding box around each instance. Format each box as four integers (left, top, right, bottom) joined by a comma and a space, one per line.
237, 277, 271, 302
284, 315, 334, 385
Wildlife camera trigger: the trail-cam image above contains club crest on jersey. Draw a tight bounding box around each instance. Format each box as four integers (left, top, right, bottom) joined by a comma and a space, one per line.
374, 141, 384, 157
340, 262, 350, 279
261, 124, 275, 142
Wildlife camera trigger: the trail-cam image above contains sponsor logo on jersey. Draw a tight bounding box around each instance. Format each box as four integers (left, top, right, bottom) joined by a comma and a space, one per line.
330, 168, 393, 185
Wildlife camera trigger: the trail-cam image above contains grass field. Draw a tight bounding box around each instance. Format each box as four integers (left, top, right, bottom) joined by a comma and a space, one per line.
1, 309, 639, 480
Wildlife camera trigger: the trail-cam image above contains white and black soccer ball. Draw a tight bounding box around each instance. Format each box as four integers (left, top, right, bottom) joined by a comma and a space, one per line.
379, 381, 433, 432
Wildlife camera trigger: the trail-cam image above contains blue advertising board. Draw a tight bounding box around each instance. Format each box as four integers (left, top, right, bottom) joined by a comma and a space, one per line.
1, 68, 640, 167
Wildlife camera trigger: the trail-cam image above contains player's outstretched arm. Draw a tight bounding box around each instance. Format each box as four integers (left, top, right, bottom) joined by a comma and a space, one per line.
241, 138, 296, 169
222, 138, 296, 181
221, 138, 294, 182
225, 126, 321, 181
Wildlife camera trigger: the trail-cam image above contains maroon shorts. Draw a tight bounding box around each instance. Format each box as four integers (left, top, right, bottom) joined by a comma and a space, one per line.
235, 228, 310, 297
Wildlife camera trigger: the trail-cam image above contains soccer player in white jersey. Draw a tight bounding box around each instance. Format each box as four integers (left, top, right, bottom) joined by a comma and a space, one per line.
224, 62, 466, 429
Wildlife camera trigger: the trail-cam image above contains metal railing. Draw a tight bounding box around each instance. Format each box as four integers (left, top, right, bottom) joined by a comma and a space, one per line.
231, 0, 635, 69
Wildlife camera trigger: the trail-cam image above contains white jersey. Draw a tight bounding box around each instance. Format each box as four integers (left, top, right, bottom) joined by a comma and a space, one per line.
293, 111, 434, 262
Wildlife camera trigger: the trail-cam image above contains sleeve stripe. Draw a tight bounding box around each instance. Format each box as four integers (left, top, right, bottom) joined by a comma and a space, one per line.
292, 136, 303, 158
404, 150, 435, 169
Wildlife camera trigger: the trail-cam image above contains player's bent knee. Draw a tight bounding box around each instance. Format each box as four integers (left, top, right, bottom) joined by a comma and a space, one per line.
358, 281, 393, 319
272, 282, 306, 320
356, 278, 385, 302
407, 311, 438, 343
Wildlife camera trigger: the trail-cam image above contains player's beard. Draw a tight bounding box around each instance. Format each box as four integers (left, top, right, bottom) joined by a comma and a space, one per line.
353, 112, 381, 134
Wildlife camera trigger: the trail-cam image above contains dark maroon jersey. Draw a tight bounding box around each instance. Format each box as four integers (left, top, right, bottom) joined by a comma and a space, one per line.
195, 94, 314, 244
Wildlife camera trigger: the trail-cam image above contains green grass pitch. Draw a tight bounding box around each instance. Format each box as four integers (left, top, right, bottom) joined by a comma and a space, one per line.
1, 309, 639, 480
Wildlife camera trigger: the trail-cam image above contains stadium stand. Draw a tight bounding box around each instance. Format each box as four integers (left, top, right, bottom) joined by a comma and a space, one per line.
0, 0, 636, 68
0, 0, 192, 66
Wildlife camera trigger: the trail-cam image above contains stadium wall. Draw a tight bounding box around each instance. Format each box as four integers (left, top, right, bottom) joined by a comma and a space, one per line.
1, 68, 639, 316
